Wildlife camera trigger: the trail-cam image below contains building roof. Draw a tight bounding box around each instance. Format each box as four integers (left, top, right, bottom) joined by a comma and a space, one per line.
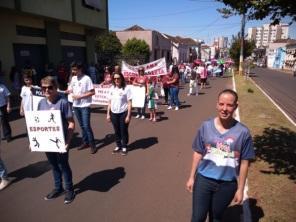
124, 25, 146, 31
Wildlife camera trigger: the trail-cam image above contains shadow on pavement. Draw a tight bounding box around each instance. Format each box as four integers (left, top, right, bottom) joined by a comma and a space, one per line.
74, 167, 125, 194
8, 160, 51, 184
253, 127, 296, 181
69, 133, 115, 150
129, 137, 158, 151
11, 133, 28, 141
223, 198, 264, 222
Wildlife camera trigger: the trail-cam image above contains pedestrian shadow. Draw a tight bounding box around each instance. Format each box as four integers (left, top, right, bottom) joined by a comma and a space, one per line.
156, 111, 168, 122
253, 127, 296, 181
180, 104, 192, 109
8, 160, 51, 184
74, 167, 125, 194
10, 133, 28, 141
129, 137, 158, 151
222, 198, 264, 222
95, 133, 116, 149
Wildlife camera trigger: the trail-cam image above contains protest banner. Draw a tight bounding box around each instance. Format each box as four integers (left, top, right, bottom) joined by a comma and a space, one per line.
92, 84, 111, 106
25, 110, 66, 153
122, 57, 167, 78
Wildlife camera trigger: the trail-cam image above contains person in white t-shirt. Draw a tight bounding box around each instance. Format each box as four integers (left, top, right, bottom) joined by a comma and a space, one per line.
107, 72, 132, 156
67, 62, 96, 154
20, 73, 34, 116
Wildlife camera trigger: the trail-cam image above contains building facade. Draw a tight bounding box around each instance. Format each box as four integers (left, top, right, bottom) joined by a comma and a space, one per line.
116, 25, 172, 64
248, 23, 289, 48
0, 0, 108, 84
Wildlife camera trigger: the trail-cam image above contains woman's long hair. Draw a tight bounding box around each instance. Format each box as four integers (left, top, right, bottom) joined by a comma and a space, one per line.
111, 72, 126, 89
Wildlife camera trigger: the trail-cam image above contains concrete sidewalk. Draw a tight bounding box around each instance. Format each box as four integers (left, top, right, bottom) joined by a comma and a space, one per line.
0, 76, 233, 222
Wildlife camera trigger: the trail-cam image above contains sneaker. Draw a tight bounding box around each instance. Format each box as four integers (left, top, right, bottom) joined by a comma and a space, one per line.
121, 148, 128, 156
187, 93, 191, 96
78, 143, 89, 150
44, 189, 64, 200
167, 106, 172, 110
90, 145, 97, 154
0, 178, 11, 190
64, 190, 75, 204
112, 147, 121, 154
175, 107, 179, 111
141, 115, 145, 120
135, 114, 140, 119
152, 118, 157, 122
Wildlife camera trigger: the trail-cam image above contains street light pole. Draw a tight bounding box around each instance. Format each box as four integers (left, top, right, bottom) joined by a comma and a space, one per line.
239, 13, 245, 75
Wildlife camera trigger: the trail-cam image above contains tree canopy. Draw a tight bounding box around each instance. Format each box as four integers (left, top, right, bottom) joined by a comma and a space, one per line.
229, 35, 256, 68
121, 38, 150, 64
95, 31, 122, 67
216, 0, 296, 24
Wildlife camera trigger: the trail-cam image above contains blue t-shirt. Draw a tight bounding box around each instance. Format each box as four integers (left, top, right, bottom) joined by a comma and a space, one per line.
37, 95, 73, 136
192, 118, 255, 181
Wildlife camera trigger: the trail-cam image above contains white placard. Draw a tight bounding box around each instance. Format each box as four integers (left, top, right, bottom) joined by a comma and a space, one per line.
25, 110, 66, 153
92, 84, 111, 106
131, 86, 146, 108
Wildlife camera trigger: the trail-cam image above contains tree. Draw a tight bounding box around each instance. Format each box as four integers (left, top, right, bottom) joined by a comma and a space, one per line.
229, 35, 255, 68
95, 31, 122, 67
216, 0, 296, 25
121, 38, 150, 65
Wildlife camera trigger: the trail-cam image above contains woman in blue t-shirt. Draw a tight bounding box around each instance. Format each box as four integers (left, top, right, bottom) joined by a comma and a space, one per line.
186, 89, 255, 222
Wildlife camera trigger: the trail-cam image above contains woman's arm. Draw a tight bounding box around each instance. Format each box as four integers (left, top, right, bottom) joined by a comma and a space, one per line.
233, 160, 249, 204
186, 151, 203, 192
125, 100, 132, 124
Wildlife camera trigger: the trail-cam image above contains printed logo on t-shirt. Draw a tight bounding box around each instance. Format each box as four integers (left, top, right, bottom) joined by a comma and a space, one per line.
204, 136, 240, 168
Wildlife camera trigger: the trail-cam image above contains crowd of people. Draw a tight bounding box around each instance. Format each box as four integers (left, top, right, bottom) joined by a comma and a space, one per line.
0, 58, 252, 222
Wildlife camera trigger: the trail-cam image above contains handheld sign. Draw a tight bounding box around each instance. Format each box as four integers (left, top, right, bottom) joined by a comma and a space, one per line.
25, 110, 66, 153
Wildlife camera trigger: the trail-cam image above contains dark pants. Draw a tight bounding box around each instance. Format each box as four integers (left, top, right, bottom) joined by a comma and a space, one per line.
192, 174, 237, 222
45, 152, 73, 191
73, 107, 95, 146
110, 111, 129, 148
169, 87, 180, 107
163, 87, 169, 104
137, 97, 146, 116
0, 105, 12, 139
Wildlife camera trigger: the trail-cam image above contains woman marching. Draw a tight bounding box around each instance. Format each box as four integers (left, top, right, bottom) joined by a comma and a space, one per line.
106, 71, 132, 156
186, 89, 255, 222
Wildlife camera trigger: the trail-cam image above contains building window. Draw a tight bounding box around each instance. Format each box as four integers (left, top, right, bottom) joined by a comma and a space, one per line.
60, 32, 86, 41
16, 25, 46, 37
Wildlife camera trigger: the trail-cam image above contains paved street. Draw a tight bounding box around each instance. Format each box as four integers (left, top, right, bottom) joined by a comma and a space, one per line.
1, 76, 232, 222
251, 67, 296, 123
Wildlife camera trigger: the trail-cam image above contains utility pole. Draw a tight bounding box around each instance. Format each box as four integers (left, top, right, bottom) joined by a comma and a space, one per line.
239, 13, 246, 75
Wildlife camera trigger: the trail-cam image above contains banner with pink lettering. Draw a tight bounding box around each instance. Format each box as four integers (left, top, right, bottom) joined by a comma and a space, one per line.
122, 57, 167, 78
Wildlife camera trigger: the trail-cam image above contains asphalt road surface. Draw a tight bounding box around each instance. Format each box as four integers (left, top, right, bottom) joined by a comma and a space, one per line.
251, 67, 296, 124
0, 76, 233, 222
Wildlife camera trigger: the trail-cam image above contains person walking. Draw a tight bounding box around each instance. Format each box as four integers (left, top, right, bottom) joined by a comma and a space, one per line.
167, 65, 180, 110
186, 89, 255, 222
188, 64, 199, 96
106, 72, 132, 156
147, 79, 157, 122
0, 82, 12, 142
20, 73, 34, 116
67, 62, 97, 154
133, 67, 148, 119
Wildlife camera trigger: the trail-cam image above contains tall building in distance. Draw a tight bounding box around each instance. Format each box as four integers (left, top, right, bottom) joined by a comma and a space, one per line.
247, 23, 289, 48
213, 37, 228, 49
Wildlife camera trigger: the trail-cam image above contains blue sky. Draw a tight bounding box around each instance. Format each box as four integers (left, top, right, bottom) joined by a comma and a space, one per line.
108, 0, 296, 44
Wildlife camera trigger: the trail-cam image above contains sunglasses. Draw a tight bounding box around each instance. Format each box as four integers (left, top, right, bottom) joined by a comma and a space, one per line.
41, 85, 54, 91
113, 77, 121, 80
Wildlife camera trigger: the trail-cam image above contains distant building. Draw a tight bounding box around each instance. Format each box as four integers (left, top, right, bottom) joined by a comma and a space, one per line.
0, 0, 108, 84
115, 25, 171, 63
248, 23, 289, 48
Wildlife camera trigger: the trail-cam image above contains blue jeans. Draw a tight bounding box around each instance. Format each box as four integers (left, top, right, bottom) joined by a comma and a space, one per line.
0, 158, 8, 179
192, 174, 237, 222
0, 105, 12, 139
110, 111, 129, 148
169, 87, 180, 107
45, 152, 73, 191
73, 107, 95, 146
